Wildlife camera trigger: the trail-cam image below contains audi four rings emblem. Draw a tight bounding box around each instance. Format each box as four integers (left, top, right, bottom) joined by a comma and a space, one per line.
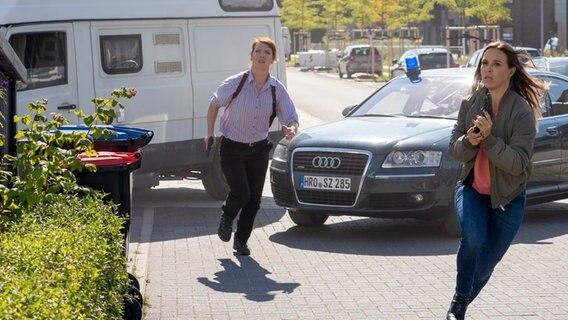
312, 156, 341, 169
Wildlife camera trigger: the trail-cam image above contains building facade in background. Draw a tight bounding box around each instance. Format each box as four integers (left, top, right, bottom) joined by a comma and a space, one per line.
424, 0, 566, 53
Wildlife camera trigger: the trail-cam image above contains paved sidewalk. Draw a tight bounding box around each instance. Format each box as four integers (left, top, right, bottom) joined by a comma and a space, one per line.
128, 178, 568, 320
127, 106, 568, 319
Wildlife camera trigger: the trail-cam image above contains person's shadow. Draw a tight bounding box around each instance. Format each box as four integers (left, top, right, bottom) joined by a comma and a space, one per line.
197, 256, 300, 302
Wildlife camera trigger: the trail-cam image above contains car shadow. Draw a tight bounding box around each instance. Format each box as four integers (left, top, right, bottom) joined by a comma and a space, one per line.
269, 200, 568, 257
515, 201, 568, 244
269, 217, 458, 256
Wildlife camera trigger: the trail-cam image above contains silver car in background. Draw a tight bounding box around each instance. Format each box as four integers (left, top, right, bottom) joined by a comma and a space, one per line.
337, 45, 383, 78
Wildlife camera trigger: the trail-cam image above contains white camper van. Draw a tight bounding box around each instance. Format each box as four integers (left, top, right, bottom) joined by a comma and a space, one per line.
0, 0, 287, 199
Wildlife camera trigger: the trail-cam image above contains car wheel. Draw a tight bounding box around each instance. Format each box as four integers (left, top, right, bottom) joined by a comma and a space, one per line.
201, 146, 229, 200
288, 209, 328, 226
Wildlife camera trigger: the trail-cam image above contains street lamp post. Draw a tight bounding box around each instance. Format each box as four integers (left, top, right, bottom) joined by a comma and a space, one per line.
540, 0, 544, 50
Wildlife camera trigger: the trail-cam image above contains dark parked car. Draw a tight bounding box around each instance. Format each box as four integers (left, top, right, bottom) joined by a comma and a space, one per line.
391, 47, 458, 78
270, 68, 568, 236
338, 45, 383, 78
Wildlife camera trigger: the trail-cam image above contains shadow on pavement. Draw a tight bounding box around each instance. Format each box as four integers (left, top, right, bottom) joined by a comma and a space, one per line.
270, 218, 458, 256
515, 201, 568, 244
197, 256, 300, 302
270, 201, 568, 256
130, 185, 284, 242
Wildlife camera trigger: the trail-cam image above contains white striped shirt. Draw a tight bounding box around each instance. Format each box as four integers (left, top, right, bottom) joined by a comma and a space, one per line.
211, 70, 299, 143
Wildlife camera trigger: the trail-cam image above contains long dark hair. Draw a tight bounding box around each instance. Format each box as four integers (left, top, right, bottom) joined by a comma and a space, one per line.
471, 41, 547, 125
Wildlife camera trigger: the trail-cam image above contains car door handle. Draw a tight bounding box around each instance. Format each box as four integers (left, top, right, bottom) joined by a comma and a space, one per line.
546, 126, 559, 136
57, 103, 77, 110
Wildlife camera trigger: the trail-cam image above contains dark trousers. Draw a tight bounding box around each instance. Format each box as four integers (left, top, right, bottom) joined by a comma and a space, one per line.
220, 137, 270, 243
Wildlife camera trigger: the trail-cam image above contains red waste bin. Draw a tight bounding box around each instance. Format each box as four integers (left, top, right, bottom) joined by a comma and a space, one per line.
75, 151, 141, 235
75, 150, 143, 320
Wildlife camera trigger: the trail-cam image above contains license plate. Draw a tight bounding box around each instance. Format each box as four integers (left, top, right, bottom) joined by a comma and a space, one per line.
299, 175, 351, 191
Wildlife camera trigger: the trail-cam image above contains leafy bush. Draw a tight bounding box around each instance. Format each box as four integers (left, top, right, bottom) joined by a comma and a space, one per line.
0, 86, 137, 318
0, 194, 127, 319
0, 87, 136, 227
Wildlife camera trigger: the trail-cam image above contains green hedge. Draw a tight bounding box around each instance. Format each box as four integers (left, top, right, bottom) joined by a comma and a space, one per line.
0, 194, 127, 319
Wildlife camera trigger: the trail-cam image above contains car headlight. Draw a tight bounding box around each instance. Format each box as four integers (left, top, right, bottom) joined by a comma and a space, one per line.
272, 143, 289, 162
382, 150, 442, 168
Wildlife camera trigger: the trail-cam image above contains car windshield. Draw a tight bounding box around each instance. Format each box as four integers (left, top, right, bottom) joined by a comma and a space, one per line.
548, 60, 568, 77
419, 52, 452, 67
350, 75, 471, 119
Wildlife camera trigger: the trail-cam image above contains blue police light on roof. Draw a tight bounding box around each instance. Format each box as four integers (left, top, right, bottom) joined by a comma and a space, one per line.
405, 54, 422, 83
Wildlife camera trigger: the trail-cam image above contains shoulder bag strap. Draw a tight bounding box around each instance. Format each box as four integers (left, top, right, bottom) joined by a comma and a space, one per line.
228, 71, 249, 107
230, 71, 277, 127
269, 85, 277, 126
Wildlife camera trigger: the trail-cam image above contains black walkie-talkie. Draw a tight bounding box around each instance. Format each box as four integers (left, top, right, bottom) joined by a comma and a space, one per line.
473, 92, 492, 133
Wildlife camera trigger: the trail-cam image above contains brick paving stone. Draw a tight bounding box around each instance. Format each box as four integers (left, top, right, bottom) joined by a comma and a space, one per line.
128, 185, 568, 320
127, 107, 568, 320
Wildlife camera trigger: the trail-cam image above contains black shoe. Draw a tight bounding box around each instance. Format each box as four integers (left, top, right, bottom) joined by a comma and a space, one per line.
446, 294, 469, 320
217, 214, 233, 242
233, 238, 250, 256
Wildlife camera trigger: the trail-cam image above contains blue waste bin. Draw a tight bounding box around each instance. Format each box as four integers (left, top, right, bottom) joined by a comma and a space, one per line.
58, 124, 153, 152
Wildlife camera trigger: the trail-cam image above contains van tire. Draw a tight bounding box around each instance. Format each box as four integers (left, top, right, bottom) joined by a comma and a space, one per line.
201, 148, 229, 200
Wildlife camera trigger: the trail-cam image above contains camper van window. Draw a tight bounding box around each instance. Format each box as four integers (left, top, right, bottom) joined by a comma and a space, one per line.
219, 0, 273, 11
9, 32, 67, 91
100, 35, 143, 75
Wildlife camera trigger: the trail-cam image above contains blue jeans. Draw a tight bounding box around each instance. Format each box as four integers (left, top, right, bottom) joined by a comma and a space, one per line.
453, 183, 526, 301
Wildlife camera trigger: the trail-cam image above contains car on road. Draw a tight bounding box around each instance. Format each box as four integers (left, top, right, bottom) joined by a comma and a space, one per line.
391, 47, 459, 78
338, 45, 383, 79
539, 56, 568, 77
270, 67, 568, 236
465, 46, 544, 68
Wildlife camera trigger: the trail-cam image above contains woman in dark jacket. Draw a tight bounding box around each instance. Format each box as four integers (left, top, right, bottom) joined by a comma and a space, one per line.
447, 41, 547, 320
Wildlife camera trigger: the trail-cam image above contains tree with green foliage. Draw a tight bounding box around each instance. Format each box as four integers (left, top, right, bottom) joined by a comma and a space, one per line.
436, 0, 510, 27
280, 0, 320, 31
317, 0, 352, 30
467, 0, 511, 26
385, 0, 437, 31
350, 0, 381, 31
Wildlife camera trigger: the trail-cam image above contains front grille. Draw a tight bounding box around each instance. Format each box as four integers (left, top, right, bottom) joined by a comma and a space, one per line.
296, 190, 356, 206
292, 149, 370, 206
293, 151, 368, 175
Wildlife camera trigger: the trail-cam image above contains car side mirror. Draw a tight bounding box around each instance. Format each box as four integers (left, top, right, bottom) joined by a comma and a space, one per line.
342, 104, 357, 117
